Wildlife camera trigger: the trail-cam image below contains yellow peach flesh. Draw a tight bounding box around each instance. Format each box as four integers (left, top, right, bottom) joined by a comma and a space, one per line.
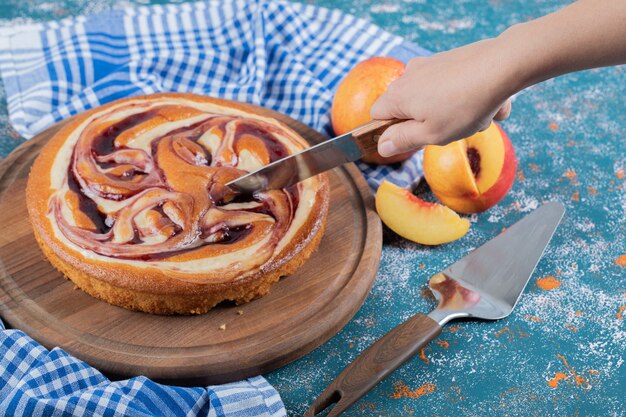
423, 123, 516, 213
467, 124, 505, 194
375, 181, 470, 246
423, 140, 478, 198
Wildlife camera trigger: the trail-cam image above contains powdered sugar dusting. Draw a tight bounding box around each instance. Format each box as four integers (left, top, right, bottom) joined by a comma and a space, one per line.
1, 0, 624, 415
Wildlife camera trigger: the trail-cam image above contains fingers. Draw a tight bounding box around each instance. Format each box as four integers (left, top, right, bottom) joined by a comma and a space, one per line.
377, 120, 426, 157
477, 119, 491, 132
494, 99, 512, 121
370, 89, 399, 121
370, 82, 413, 120
370, 57, 427, 121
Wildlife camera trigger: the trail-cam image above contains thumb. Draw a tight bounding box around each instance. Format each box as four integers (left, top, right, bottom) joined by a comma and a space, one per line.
370, 81, 412, 120
494, 99, 512, 121
377, 120, 426, 157
370, 92, 396, 120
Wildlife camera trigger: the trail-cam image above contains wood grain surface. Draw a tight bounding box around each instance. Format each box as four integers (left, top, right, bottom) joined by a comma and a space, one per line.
305, 314, 441, 417
0, 101, 382, 386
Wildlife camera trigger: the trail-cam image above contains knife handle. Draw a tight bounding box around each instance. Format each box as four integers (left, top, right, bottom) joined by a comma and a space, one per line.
351, 119, 405, 157
305, 314, 442, 417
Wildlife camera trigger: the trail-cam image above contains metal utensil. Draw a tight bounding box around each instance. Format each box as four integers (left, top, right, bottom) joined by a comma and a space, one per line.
305, 202, 565, 416
227, 119, 402, 195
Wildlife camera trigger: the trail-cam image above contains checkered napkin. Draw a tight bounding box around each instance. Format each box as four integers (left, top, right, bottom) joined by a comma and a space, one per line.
0, 0, 429, 189
0, 320, 284, 417
0, 1, 430, 416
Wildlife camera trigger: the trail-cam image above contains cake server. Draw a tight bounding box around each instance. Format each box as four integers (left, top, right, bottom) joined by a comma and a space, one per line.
227, 119, 402, 194
305, 201, 565, 417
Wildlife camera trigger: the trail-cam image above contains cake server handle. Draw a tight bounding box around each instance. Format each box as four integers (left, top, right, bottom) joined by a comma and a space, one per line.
304, 313, 442, 417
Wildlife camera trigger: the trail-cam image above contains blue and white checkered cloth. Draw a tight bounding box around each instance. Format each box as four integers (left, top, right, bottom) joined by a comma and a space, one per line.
0, 1, 430, 415
0, 320, 285, 417
0, 0, 428, 190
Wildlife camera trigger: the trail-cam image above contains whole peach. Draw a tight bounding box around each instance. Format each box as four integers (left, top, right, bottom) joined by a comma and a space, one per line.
331, 57, 415, 165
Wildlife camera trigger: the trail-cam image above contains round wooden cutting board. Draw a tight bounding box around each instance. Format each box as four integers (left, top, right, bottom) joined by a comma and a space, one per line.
0, 101, 382, 386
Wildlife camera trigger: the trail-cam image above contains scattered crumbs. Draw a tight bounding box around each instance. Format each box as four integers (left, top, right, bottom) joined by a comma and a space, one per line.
575, 311, 584, 316
419, 264, 425, 269
547, 372, 567, 388
348, 343, 354, 348
571, 191, 580, 202
528, 163, 541, 173
448, 325, 462, 332
564, 324, 578, 332
524, 315, 543, 323
219, 324, 226, 330
237, 310, 244, 315
445, 385, 464, 403
536, 276, 562, 291
615, 254, 626, 267
516, 326, 529, 338
494, 326, 513, 340
419, 347, 430, 364
556, 353, 589, 388
517, 170, 525, 181
588, 187, 597, 196
358, 402, 376, 412
617, 306, 626, 320
616, 168, 625, 179
564, 169, 577, 181
548, 121, 559, 131
587, 369, 600, 376
436, 340, 449, 349
390, 381, 436, 399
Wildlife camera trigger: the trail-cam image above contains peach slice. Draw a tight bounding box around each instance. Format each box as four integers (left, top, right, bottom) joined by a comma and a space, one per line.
331, 57, 415, 165
423, 122, 517, 214
375, 180, 470, 245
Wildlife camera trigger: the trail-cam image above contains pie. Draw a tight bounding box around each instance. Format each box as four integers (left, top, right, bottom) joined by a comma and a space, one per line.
26, 93, 329, 314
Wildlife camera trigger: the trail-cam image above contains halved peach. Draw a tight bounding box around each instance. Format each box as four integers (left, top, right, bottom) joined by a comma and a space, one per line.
375, 181, 470, 245
423, 122, 517, 213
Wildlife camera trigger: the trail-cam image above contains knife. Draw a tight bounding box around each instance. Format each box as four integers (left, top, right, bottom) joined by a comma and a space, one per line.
227, 119, 402, 195
305, 201, 565, 416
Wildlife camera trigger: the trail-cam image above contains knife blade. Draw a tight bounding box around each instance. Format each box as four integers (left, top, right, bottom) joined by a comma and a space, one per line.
227, 119, 402, 195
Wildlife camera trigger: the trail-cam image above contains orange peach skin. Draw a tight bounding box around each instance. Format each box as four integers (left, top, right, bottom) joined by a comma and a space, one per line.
376, 181, 470, 245
331, 57, 414, 164
423, 123, 517, 214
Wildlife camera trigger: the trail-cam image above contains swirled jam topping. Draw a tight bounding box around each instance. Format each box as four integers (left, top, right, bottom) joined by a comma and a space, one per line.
46, 98, 322, 280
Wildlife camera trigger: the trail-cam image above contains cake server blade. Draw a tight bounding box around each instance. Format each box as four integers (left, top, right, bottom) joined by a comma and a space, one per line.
305, 202, 565, 417
226, 119, 402, 195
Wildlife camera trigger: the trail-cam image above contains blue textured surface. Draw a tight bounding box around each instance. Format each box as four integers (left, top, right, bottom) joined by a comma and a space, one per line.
0, 1, 624, 416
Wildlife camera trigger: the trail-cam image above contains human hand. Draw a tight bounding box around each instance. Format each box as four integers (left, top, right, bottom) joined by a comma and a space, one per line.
371, 38, 515, 157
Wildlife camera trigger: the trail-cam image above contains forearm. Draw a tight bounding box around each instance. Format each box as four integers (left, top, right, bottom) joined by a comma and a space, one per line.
499, 0, 626, 94
371, 0, 626, 154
